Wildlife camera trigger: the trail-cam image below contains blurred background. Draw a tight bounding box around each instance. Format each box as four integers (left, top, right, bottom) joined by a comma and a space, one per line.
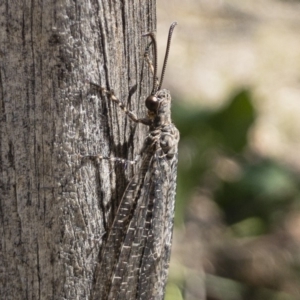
156, 1, 300, 299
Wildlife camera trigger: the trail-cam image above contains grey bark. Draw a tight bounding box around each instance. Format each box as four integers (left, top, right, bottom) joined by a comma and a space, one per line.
0, 0, 155, 299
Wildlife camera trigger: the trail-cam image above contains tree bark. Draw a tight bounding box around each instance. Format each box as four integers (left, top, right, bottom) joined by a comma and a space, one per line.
0, 0, 155, 299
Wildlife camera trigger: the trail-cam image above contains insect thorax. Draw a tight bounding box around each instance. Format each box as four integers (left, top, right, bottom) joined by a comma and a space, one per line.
145, 89, 179, 160
151, 89, 172, 127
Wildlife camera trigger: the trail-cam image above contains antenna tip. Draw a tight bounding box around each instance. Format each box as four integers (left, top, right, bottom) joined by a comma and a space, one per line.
170, 22, 178, 31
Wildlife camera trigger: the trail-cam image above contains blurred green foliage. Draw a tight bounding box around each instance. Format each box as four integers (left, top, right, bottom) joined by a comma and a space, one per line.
173, 89, 300, 233
168, 89, 300, 299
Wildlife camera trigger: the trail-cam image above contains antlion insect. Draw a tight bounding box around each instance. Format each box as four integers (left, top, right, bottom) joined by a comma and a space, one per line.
91, 22, 179, 300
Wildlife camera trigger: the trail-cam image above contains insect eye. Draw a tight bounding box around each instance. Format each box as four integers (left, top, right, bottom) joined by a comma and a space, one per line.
145, 95, 159, 112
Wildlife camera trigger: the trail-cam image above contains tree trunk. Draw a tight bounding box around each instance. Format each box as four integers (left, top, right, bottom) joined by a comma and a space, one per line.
0, 0, 155, 299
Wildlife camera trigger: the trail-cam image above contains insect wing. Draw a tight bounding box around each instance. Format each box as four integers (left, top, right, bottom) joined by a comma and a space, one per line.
137, 151, 178, 299
94, 151, 152, 299
108, 150, 178, 300
107, 156, 154, 299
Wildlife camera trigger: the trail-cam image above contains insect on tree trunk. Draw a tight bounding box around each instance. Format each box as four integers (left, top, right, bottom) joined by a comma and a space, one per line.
0, 0, 156, 299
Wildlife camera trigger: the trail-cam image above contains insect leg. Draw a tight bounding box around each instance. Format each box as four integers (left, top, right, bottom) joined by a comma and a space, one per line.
89, 82, 151, 125
78, 153, 141, 167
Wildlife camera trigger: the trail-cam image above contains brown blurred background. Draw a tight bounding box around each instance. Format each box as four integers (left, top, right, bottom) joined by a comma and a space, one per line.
157, 1, 300, 299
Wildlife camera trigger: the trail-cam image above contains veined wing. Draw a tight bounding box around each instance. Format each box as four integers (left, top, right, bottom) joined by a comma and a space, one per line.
92, 149, 153, 299
136, 151, 178, 300
107, 148, 178, 300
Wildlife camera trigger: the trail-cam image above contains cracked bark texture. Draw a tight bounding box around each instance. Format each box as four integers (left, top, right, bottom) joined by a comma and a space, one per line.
0, 0, 155, 299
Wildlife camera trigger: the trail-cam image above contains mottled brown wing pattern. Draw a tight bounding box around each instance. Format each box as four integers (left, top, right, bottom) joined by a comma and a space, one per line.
92, 151, 153, 298
137, 151, 178, 300
96, 140, 178, 300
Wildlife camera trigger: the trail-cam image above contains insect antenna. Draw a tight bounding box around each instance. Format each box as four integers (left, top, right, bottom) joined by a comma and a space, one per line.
142, 22, 177, 112
142, 32, 158, 95
157, 22, 177, 91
